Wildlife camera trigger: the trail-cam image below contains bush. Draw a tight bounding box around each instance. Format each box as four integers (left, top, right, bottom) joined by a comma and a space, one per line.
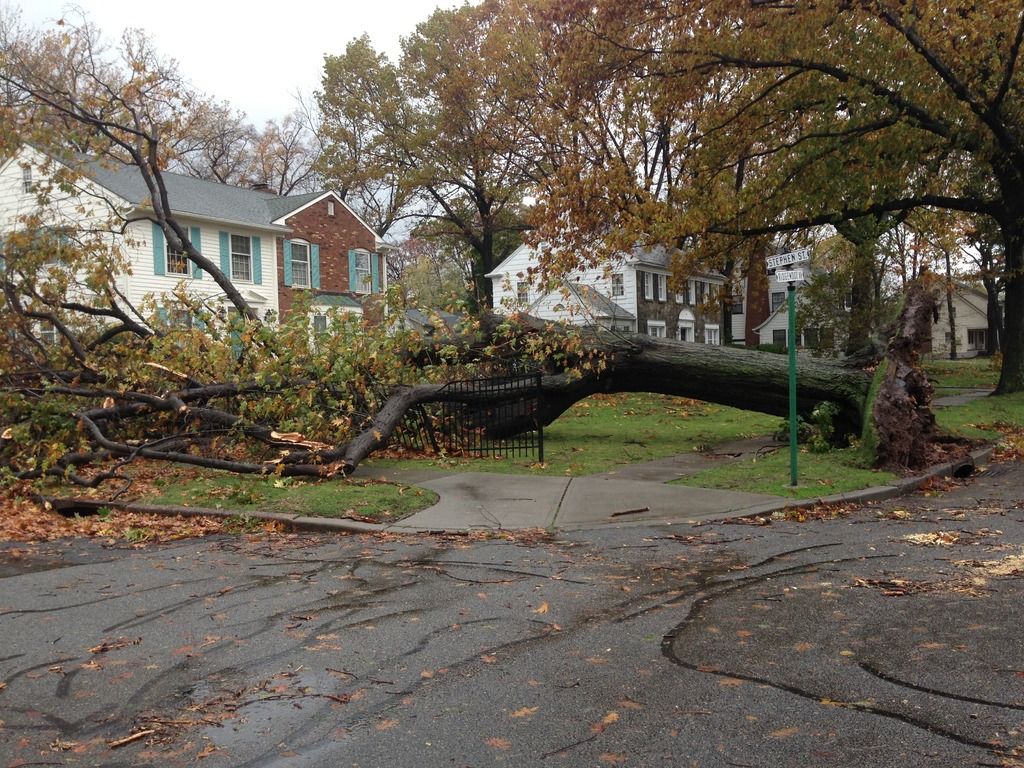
773, 401, 840, 452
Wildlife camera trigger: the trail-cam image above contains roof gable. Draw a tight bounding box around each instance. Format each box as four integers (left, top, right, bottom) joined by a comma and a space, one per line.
268, 190, 380, 243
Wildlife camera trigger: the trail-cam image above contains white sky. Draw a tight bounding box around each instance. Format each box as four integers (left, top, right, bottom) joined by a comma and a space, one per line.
15, 0, 461, 124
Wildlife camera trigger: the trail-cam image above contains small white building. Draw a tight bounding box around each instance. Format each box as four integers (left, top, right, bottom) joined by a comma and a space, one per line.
929, 283, 992, 358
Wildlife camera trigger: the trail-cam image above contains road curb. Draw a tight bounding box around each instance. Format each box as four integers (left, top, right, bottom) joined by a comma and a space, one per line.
720, 444, 995, 522
39, 497, 388, 535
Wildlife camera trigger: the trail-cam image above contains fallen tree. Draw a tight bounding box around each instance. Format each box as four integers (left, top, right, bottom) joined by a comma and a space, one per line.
0, 17, 952, 489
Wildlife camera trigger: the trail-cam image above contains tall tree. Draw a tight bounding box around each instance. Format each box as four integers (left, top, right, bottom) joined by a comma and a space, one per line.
318, 2, 543, 307
535, 0, 1024, 392
247, 111, 321, 195
171, 100, 255, 185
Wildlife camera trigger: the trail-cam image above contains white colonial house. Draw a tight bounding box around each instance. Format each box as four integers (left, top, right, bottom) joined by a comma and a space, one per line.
488, 243, 726, 343
0, 147, 389, 332
0, 146, 284, 323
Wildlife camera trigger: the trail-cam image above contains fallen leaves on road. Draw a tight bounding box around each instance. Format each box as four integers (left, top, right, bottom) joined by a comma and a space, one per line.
852, 576, 988, 597
903, 531, 961, 547
956, 551, 1024, 577
484, 737, 511, 750
769, 726, 800, 739
509, 706, 538, 718
0, 491, 233, 543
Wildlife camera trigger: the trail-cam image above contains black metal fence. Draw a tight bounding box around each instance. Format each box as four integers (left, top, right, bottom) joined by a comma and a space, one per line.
393, 372, 544, 462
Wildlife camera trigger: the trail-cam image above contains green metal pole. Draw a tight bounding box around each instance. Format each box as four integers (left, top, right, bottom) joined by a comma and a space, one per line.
788, 282, 798, 487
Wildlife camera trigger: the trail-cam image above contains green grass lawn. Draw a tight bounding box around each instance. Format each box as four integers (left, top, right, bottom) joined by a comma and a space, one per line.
146, 474, 438, 522
118, 387, 1024, 521
672, 446, 897, 500
363, 393, 780, 477
935, 391, 1024, 440
923, 357, 999, 392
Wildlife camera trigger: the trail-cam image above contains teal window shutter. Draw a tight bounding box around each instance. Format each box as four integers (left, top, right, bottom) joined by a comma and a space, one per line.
152, 223, 165, 276
251, 236, 262, 285
219, 231, 230, 276
311, 244, 321, 289
370, 251, 380, 292
283, 239, 293, 286
156, 307, 168, 326
190, 226, 202, 279
348, 249, 358, 291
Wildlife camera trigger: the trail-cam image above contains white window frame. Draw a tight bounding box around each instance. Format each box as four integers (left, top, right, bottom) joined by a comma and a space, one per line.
611, 273, 624, 297
38, 321, 57, 345
167, 244, 189, 276
647, 320, 666, 338
656, 274, 668, 302
291, 241, 311, 288
327, 201, 336, 217
704, 323, 720, 345
22, 166, 33, 194
643, 271, 654, 300
771, 291, 786, 312
967, 328, 987, 350
353, 249, 372, 293
312, 314, 328, 335
516, 281, 530, 305
773, 328, 788, 347
170, 309, 193, 329
676, 280, 691, 305
230, 234, 253, 283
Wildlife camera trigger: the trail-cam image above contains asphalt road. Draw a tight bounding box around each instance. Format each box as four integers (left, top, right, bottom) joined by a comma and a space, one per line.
2, 462, 1023, 768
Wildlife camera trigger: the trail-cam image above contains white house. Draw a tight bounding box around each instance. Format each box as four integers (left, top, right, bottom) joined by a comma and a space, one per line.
487, 243, 726, 342
929, 282, 993, 358
750, 268, 817, 348
0, 147, 283, 323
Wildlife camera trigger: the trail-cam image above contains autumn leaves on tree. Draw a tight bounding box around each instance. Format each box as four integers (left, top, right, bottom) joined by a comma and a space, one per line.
0, 1, 1020, 487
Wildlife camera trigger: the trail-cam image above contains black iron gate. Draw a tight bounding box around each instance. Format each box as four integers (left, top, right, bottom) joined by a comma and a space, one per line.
395, 372, 544, 462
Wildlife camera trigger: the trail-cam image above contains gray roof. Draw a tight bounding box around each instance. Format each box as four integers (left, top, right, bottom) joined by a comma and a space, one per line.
404, 308, 463, 334
81, 159, 309, 229
631, 244, 675, 269
312, 293, 363, 309
565, 282, 635, 321
265, 191, 323, 221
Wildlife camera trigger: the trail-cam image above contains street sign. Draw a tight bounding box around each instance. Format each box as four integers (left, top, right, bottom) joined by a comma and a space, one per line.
765, 247, 811, 270
776, 268, 804, 283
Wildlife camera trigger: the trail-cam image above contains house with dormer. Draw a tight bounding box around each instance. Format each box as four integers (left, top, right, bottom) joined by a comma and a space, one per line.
487, 243, 725, 343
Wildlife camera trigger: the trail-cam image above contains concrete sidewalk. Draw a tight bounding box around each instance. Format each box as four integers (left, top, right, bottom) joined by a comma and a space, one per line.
383, 472, 782, 532
365, 433, 990, 532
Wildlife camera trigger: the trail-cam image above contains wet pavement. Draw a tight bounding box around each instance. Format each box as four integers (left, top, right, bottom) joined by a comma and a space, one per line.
1, 461, 1023, 767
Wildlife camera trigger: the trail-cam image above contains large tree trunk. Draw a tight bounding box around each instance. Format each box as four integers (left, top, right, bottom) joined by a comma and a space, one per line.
340, 318, 872, 474
944, 250, 958, 360
998, 226, 1024, 393
872, 280, 941, 469
985, 283, 1003, 356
